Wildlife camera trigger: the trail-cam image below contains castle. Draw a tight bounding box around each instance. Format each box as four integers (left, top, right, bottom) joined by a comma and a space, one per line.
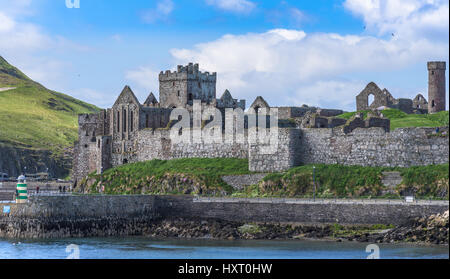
73, 62, 448, 184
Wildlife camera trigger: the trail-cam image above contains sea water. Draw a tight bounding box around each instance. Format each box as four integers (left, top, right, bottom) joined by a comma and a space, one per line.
0, 237, 448, 259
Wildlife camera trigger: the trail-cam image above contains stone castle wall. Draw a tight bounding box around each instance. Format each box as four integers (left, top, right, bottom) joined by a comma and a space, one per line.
136, 128, 249, 162
298, 127, 449, 167
249, 128, 301, 172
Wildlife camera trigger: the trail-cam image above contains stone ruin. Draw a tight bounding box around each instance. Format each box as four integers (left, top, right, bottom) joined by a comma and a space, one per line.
72, 62, 448, 184
356, 62, 446, 115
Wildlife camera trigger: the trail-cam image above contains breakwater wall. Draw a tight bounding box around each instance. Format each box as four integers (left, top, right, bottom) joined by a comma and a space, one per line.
0, 195, 158, 238
0, 195, 448, 238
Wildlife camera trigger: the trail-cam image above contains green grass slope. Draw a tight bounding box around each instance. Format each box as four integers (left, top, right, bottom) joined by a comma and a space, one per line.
83, 158, 252, 196
82, 158, 448, 199
337, 108, 449, 130
0, 56, 100, 153
234, 164, 448, 199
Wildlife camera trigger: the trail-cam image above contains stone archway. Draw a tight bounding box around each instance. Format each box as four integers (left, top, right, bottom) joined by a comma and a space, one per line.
356, 82, 388, 111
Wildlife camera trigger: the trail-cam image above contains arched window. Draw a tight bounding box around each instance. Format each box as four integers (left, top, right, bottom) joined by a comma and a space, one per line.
368, 93, 375, 107
130, 111, 134, 131
117, 111, 120, 132
123, 108, 127, 132
432, 100, 435, 107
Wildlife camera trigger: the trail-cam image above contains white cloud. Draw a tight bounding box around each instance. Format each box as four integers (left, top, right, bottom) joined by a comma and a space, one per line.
0, 3, 92, 99
0, 12, 15, 32
0, 12, 50, 52
344, 0, 449, 41
206, 0, 256, 14
157, 0, 174, 15
125, 67, 160, 100
70, 88, 113, 108
169, 21, 447, 110
289, 7, 307, 25
141, 0, 175, 23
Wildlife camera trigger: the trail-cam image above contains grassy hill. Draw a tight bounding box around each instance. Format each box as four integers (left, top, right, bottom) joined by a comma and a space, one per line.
0, 56, 100, 154
337, 109, 449, 130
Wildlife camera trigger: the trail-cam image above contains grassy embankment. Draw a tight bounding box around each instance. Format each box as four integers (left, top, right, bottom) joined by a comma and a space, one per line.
337, 108, 449, 130
0, 56, 99, 156
84, 158, 252, 196
233, 163, 449, 199
83, 158, 449, 199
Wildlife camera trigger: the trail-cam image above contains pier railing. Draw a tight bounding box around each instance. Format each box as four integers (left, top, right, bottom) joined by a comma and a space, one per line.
192, 196, 449, 206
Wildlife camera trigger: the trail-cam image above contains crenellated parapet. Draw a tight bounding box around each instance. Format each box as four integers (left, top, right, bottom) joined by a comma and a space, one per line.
159, 63, 217, 82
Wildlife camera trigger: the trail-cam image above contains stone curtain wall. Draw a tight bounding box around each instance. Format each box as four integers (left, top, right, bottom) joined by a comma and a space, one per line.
136, 129, 249, 162
249, 128, 301, 172
135, 126, 448, 172
2, 195, 447, 238
298, 127, 449, 167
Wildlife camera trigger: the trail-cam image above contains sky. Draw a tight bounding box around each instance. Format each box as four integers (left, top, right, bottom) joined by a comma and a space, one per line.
0, 0, 448, 111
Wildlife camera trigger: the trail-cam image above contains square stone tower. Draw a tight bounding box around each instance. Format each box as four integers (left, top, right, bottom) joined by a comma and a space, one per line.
159, 63, 217, 108
428, 61, 446, 113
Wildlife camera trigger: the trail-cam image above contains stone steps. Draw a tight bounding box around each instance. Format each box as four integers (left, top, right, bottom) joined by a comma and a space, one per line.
381, 171, 403, 188
221, 174, 268, 190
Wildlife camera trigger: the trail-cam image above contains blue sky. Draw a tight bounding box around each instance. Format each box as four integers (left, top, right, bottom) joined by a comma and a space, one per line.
0, 0, 448, 110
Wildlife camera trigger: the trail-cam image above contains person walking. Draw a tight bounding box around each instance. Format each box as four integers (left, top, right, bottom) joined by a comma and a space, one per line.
36, 186, 40, 195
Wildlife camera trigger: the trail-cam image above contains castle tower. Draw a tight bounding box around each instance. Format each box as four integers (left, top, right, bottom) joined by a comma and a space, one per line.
159, 63, 217, 108
427, 61, 446, 113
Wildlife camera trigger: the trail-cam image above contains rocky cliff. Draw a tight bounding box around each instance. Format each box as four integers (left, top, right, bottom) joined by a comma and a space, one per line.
0, 143, 72, 178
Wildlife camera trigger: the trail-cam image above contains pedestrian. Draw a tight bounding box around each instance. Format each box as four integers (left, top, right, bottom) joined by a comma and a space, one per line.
36, 186, 40, 195
15, 189, 18, 200
58, 185, 62, 193
63, 186, 66, 193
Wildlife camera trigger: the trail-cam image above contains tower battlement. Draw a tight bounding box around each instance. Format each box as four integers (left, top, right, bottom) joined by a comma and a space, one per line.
159, 63, 217, 82
159, 63, 217, 108
427, 61, 446, 70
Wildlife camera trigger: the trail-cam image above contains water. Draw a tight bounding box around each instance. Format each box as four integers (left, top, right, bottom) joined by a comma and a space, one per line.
0, 237, 448, 259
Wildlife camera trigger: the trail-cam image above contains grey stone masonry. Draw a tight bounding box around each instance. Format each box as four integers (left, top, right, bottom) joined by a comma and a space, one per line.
428, 61, 446, 113
249, 128, 301, 172
298, 127, 449, 167
221, 174, 268, 190
1, 195, 448, 238
381, 172, 403, 187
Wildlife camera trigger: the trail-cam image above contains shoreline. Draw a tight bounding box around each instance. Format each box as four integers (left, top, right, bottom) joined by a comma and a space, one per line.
1, 195, 447, 244
2, 217, 446, 246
